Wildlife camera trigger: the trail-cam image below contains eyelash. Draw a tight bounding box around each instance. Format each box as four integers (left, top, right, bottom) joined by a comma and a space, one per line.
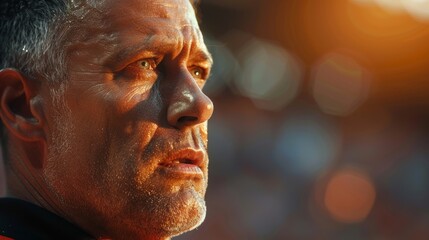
135, 59, 208, 80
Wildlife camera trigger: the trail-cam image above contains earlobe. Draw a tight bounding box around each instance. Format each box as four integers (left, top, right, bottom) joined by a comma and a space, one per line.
0, 69, 45, 142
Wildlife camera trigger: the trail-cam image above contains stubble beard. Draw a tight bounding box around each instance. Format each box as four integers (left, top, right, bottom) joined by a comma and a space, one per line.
42, 83, 207, 239
138, 181, 207, 238
43, 82, 76, 207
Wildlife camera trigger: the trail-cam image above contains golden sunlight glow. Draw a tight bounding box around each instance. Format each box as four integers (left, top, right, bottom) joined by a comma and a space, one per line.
324, 169, 376, 223
352, 0, 429, 20
401, 0, 429, 21
375, 0, 404, 12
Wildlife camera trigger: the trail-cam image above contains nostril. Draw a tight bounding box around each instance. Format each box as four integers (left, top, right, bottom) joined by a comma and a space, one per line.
177, 116, 198, 125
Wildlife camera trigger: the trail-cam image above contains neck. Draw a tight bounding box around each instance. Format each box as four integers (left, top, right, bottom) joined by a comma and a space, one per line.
0, 155, 6, 197
4, 139, 69, 222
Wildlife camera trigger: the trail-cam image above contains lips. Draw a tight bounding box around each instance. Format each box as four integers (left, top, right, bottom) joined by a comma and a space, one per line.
158, 148, 206, 177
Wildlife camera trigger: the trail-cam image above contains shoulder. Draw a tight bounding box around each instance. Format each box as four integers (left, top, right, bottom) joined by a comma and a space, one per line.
0, 198, 93, 240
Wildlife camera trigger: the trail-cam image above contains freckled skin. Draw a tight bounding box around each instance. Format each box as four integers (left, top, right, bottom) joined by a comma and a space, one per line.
4, 0, 213, 239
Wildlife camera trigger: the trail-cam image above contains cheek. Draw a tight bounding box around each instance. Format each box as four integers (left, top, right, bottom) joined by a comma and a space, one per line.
45, 79, 167, 193
116, 83, 154, 109
111, 121, 159, 181
199, 123, 208, 144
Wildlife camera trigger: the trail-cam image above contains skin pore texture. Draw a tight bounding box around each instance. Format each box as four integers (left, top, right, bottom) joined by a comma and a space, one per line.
0, 0, 213, 239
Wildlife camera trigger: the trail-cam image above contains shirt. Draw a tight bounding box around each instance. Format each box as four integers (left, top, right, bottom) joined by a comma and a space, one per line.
0, 198, 94, 240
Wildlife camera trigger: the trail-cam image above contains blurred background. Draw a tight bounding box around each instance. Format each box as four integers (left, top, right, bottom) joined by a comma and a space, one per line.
177, 0, 429, 239
1, 0, 428, 239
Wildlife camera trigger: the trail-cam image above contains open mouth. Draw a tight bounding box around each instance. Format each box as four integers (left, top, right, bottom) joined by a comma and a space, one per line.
158, 149, 205, 177
160, 158, 198, 167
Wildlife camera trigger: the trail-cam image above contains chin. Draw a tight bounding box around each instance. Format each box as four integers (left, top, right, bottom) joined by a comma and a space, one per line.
158, 190, 207, 238
96, 197, 207, 240
113, 183, 207, 240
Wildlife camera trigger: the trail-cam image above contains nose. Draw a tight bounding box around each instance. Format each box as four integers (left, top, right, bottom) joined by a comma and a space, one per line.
167, 72, 214, 129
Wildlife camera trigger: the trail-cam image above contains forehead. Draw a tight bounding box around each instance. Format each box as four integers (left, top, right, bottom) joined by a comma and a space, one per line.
110, 0, 195, 19
85, 0, 199, 29
66, 0, 206, 64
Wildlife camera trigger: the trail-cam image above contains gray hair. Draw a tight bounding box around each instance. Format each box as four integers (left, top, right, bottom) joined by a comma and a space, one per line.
1, 0, 201, 81
0, 0, 72, 83
0, 0, 72, 162
0, 0, 200, 161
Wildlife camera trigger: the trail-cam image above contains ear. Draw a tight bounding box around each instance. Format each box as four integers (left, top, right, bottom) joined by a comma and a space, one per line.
0, 69, 45, 142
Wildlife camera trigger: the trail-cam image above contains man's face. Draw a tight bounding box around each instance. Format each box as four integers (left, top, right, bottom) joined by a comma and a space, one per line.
40, 0, 213, 238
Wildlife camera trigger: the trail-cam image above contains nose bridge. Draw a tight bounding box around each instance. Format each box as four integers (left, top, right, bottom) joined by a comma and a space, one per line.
167, 69, 213, 129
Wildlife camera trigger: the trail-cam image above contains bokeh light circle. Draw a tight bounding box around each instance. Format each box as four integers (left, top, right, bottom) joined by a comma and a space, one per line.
235, 38, 303, 111
274, 109, 341, 179
311, 52, 371, 116
324, 169, 377, 223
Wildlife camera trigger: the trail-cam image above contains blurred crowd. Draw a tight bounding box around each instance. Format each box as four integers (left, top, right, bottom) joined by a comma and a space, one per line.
178, 0, 429, 239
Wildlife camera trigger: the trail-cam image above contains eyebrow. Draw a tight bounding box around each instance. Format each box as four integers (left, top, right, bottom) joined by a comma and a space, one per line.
108, 34, 213, 70
191, 49, 213, 67
110, 35, 169, 68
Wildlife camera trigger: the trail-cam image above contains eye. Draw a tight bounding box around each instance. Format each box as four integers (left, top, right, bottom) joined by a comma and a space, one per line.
137, 59, 157, 70
117, 58, 159, 83
190, 66, 206, 79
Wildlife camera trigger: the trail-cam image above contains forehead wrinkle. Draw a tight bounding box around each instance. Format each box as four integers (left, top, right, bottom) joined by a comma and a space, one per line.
185, 26, 212, 65
92, 0, 207, 68
167, 23, 206, 63
111, 34, 178, 67
109, 1, 193, 20
150, 2, 196, 20
151, 0, 191, 8
130, 21, 200, 55
103, 0, 198, 36
130, 18, 184, 35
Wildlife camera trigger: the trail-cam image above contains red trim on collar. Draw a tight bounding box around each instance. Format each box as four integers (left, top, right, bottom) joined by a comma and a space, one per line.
0, 236, 14, 240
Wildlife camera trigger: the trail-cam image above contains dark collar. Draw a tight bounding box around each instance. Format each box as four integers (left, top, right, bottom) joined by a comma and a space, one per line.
0, 198, 94, 240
